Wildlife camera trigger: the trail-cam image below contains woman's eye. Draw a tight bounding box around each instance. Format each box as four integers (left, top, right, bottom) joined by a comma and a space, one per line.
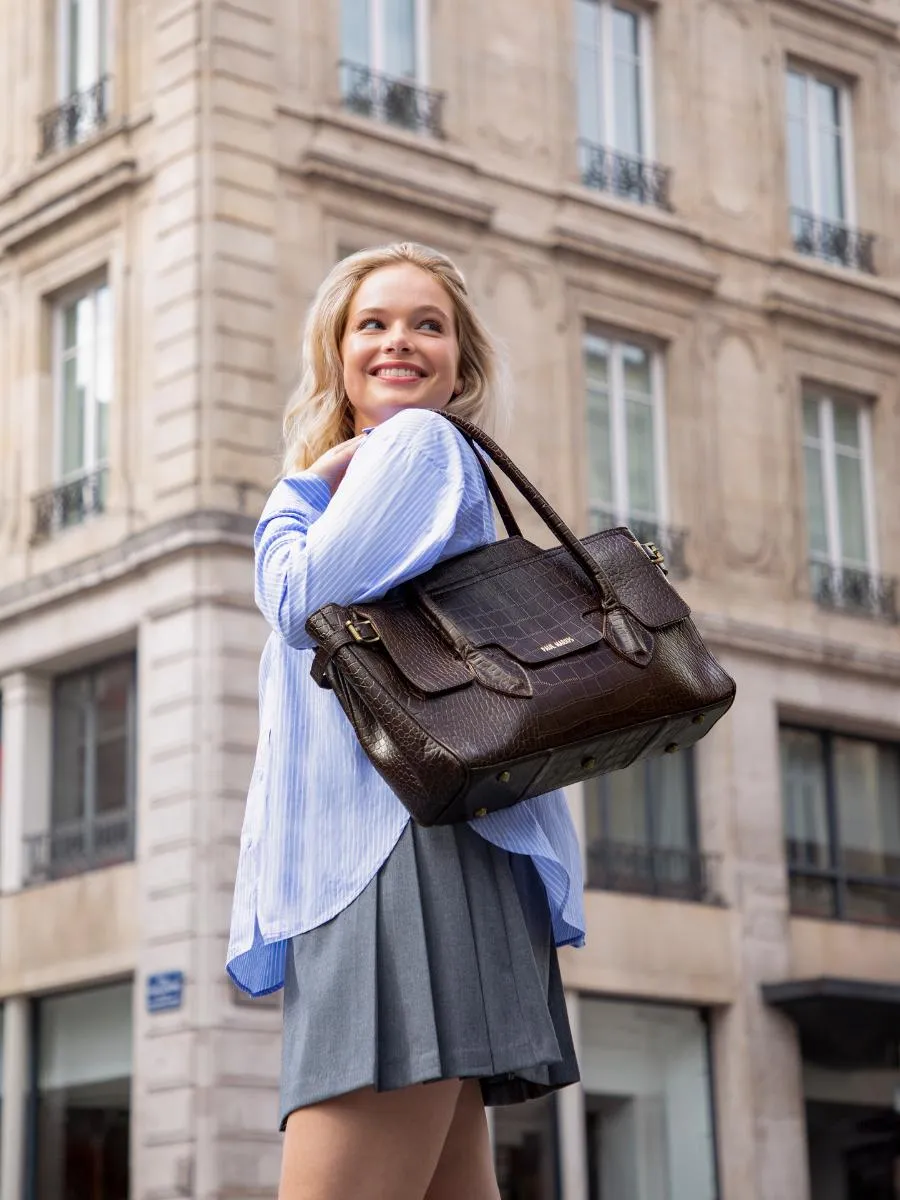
359, 318, 384, 330
419, 319, 442, 332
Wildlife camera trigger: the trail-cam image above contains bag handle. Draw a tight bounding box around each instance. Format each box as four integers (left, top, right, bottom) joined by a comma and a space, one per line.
441, 412, 618, 611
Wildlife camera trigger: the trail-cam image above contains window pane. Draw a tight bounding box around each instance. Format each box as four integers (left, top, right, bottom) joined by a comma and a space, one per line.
834, 739, 900, 879
582, 1000, 717, 1200
94, 660, 133, 816
649, 754, 691, 850
835, 452, 867, 566
606, 762, 649, 843
626, 398, 657, 518
61, 357, 86, 477
383, 0, 416, 78
780, 729, 830, 870
787, 116, 810, 211
802, 396, 820, 440
95, 284, 112, 463
52, 676, 89, 826
803, 444, 828, 558
832, 401, 860, 450
612, 9, 642, 157
817, 128, 845, 222
786, 70, 806, 120
36, 983, 132, 1200
816, 79, 841, 129
586, 337, 613, 521
341, 0, 370, 66
576, 0, 603, 143
622, 343, 651, 396
494, 1095, 558, 1200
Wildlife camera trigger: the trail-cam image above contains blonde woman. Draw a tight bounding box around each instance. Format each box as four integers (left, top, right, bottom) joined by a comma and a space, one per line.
227, 243, 585, 1200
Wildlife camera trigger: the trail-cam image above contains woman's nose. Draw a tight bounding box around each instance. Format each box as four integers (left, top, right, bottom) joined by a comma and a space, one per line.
383, 324, 413, 353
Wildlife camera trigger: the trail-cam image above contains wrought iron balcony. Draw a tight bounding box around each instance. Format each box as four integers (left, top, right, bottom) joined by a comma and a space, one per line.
587, 840, 720, 904
24, 809, 134, 886
578, 140, 672, 211
39, 76, 112, 158
340, 61, 445, 138
810, 561, 897, 622
790, 208, 876, 275
31, 466, 109, 543
591, 509, 690, 580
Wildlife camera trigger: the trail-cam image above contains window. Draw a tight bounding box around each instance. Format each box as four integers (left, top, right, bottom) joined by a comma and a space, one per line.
584, 331, 686, 576
801, 393, 891, 619
806, 1063, 900, 1200
581, 998, 718, 1200
33, 281, 113, 540
494, 1096, 560, 1200
785, 67, 873, 272
575, 0, 669, 208
26, 655, 135, 884
584, 750, 713, 902
340, 0, 443, 136
781, 726, 900, 926
41, 0, 112, 155
33, 982, 131, 1200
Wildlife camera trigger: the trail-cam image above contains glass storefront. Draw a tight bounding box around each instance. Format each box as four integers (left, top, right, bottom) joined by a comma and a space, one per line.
805, 1064, 900, 1200
33, 981, 132, 1200
581, 998, 717, 1200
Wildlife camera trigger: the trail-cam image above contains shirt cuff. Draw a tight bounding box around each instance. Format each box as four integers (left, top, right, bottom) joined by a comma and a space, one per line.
282, 471, 332, 513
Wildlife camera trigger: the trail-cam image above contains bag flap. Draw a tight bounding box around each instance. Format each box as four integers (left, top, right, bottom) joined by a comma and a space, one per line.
349, 529, 690, 695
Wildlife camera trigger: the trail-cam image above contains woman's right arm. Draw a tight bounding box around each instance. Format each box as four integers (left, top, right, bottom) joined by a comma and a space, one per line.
254, 408, 471, 650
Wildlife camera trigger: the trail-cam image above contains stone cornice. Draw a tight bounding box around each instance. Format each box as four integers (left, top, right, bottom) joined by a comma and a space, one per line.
770, 0, 898, 41
0, 511, 256, 626
552, 222, 721, 296
696, 612, 900, 684
293, 145, 494, 227
765, 288, 900, 349
0, 157, 142, 255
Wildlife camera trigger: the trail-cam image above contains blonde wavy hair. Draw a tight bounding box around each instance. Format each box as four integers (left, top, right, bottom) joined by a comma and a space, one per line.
282, 242, 505, 474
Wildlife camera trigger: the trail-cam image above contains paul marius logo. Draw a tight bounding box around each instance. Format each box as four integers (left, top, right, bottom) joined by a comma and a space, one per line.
539, 636, 575, 653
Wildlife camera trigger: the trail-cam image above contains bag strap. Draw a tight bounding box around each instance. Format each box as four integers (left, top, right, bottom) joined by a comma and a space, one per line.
471, 446, 522, 538
441, 411, 619, 610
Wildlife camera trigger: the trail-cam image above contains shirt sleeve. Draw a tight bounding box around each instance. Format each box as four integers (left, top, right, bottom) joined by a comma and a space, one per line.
254, 408, 470, 649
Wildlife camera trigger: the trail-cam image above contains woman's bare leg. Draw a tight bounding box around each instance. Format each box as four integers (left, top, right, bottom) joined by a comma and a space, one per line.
424, 1080, 501, 1200
279, 1079, 463, 1200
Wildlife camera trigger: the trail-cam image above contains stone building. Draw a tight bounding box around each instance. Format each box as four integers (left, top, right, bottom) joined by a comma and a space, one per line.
1, 0, 899, 1197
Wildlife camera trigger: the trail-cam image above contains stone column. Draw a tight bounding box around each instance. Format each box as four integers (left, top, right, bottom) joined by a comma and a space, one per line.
0, 996, 30, 1200
558, 990, 589, 1200
0, 672, 52, 894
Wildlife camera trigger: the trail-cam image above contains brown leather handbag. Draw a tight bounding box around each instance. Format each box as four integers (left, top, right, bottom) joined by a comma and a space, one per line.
306, 413, 736, 826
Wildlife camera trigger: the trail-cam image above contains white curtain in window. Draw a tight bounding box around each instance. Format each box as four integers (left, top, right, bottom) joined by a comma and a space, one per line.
38, 983, 132, 1091
63, 0, 108, 95
802, 394, 872, 572
785, 68, 847, 222
780, 728, 829, 867
575, 0, 645, 156
581, 998, 716, 1200
57, 283, 111, 483
341, 0, 418, 78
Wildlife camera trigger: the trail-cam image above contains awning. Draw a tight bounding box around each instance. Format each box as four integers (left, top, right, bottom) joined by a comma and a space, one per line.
762, 977, 900, 1069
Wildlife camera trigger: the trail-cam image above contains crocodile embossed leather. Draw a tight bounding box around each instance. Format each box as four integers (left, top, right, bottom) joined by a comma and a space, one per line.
306, 413, 736, 826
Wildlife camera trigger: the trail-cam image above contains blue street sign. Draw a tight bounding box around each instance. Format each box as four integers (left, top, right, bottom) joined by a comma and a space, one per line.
147, 970, 184, 1013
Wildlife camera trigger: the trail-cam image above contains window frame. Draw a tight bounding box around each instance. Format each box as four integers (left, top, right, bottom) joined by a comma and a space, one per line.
52, 278, 112, 488
785, 63, 857, 227
583, 328, 670, 534
50, 654, 137, 870
801, 390, 878, 577
780, 723, 900, 926
575, 0, 656, 160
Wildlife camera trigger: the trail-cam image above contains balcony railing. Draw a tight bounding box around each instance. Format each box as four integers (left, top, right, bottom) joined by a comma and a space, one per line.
790, 208, 876, 275
579, 140, 672, 211
339, 61, 445, 138
31, 466, 109, 543
24, 809, 134, 886
591, 509, 690, 580
39, 76, 112, 158
810, 561, 897, 623
587, 840, 720, 904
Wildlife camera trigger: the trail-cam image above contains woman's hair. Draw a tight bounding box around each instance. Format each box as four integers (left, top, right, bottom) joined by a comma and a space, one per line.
281, 242, 505, 474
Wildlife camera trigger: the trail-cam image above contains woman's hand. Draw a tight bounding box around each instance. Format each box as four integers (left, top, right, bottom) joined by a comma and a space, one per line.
308, 434, 368, 495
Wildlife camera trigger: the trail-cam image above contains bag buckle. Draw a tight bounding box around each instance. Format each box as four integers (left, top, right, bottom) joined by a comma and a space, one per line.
346, 618, 381, 644
636, 540, 667, 574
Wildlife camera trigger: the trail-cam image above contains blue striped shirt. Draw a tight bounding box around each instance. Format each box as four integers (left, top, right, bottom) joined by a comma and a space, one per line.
227, 407, 586, 996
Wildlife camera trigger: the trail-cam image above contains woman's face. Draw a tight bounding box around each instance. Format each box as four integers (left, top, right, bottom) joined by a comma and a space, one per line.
341, 262, 462, 434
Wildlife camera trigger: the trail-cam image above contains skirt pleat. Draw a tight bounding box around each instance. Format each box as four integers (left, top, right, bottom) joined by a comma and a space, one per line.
280, 820, 579, 1128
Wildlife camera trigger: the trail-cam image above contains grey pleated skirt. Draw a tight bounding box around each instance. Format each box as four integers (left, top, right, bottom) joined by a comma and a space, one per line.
280, 819, 579, 1127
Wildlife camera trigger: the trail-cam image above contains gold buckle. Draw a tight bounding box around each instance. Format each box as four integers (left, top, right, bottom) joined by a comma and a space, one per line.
346, 618, 381, 644
634, 540, 667, 573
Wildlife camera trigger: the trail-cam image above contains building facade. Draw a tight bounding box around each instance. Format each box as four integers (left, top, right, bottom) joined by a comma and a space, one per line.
1, 0, 899, 1197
